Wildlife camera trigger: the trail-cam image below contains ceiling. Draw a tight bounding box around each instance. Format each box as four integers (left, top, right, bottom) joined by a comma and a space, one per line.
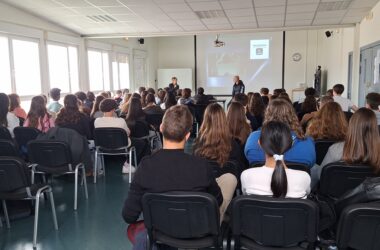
3, 0, 380, 37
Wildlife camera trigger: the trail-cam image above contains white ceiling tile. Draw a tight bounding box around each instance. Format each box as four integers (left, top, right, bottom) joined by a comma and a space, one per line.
255, 6, 285, 15
71, 7, 106, 15
345, 8, 371, 17
286, 12, 315, 20
258, 20, 284, 27
315, 10, 346, 18
112, 14, 138, 21
313, 18, 341, 25
86, 0, 123, 7
202, 17, 230, 24
287, 0, 319, 5
56, 0, 91, 7
285, 19, 312, 26
187, 1, 222, 11
341, 16, 363, 23
254, 0, 286, 7
228, 16, 256, 23
205, 23, 232, 29
286, 4, 318, 13
220, 0, 253, 10
166, 12, 198, 20
257, 14, 284, 22
160, 25, 184, 31
181, 25, 208, 31
101, 7, 133, 14
176, 19, 204, 25
232, 22, 257, 29
225, 9, 254, 17
160, 3, 192, 12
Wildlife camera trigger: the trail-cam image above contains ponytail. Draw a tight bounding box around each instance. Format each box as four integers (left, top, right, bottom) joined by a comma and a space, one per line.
271, 156, 288, 198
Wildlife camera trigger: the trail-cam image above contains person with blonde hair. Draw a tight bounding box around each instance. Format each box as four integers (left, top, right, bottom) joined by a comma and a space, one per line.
245, 99, 316, 167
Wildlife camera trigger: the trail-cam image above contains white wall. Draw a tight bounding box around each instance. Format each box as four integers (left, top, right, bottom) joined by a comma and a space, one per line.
360, 1, 380, 47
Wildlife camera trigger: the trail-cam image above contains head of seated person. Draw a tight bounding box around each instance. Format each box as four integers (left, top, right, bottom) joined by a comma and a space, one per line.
366, 92, 380, 112
301, 96, 317, 114
91, 95, 106, 119
233, 93, 248, 107
248, 93, 265, 118
260, 87, 269, 96
145, 93, 156, 106
307, 102, 347, 141
25, 95, 54, 132
278, 92, 292, 104
160, 105, 193, 149
304, 87, 316, 97
99, 98, 118, 117
227, 102, 251, 145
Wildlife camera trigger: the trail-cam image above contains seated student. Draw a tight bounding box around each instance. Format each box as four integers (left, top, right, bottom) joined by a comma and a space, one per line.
140, 90, 148, 108
126, 97, 147, 137
248, 93, 265, 130
366, 92, 380, 125
298, 95, 317, 121
319, 108, 380, 177
177, 88, 193, 105
114, 90, 123, 105
90, 95, 105, 119
84, 91, 95, 111
120, 93, 132, 115
245, 99, 316, 167
160, 91, 177, 110
143, 93, 163, 115
156, 89, 165, 105
55, 94, 92, 139
301, 95, 333, 126
122, 105, 223, 235
75, 91, 91, 116
278, 92, 292, 105
241, 121, 311, 198
8, 94, 27, 120
233, 93, 259, 130
260, 87, 270, 106
120, 88, 130, 105
333, 84, 358, 112
193, 87, 211, 105
47, 88, 63, 114
0, 93, 19, 137
24, 95, 55, 132
306, 101, 347, 141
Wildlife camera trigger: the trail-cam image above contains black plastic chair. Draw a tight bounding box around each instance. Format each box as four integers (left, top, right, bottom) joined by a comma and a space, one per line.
250, 161, 311, 175
0, 139, 18, 157
142, 192, 223, 250
231, 195, 319, 250
0, 157, 58, 248
93, 128, 137, 184
344, 111, 353, 122
27, 140, 88, 210
145, 113, 163, 131
336, 202, 380, 250
14, 127, 41, 157
0, 125, 12, 140
315, 140, 336, 165
319, 162, 375, 200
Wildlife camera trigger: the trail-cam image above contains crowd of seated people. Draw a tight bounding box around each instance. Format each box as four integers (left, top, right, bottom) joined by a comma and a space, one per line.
1, 82, 380, 249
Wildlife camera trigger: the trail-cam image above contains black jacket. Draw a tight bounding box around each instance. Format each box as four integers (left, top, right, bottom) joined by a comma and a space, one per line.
122, 149, 223, 224
232, 80, 245, 96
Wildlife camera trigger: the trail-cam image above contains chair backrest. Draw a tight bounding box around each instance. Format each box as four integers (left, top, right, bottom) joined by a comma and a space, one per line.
142, 192, 220, 246
14, 127, 41, 149
344, 111, 353, 122
145, 113, 163, 130
194, 104, 208, 124
231, 195, 319, 248
315, 140, 336, 165
319, 162, 375, 200
0, 125, 12, 140
337, 202, 380, 250
132, 120, 150, 138
94, 127, 129, 149
250, 161, 310, 175
0, 157, 29, 193
27, 140, 72, 168
0, 140, 19, 157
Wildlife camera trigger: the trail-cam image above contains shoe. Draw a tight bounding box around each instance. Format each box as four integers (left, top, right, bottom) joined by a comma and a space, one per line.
122, 162, 136, 174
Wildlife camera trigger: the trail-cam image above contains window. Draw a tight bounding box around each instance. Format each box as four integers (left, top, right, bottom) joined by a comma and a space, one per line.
88, 50, 110, 91
12, 39, 41, 96
112, 53, 130, 91
0, 36, 12, 94
47, 43, 79, 93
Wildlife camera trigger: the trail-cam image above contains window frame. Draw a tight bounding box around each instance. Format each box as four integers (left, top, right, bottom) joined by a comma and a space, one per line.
112, 52, 131, 91
87, 48, 112, 92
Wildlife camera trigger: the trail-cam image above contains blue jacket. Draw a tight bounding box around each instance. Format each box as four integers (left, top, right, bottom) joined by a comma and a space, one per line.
244, 130, 316, 167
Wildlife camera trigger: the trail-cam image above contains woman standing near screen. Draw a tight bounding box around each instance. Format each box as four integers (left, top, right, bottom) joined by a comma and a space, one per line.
232, 76, 245, 97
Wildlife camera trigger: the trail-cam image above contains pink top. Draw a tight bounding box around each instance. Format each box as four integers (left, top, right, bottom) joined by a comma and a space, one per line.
13, 107, 27, 120
24, 114, 55, 133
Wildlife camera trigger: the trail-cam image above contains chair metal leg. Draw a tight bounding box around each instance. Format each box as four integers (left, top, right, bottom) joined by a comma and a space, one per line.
101, 155, 106, 177
74, 167, 79, 210
129, 150, 133, 184
133, 147, 137, 170
94, 150, 98, 184
48, 190, 58, 230
33, 191, 42, 248
0, 211, 2, 228
2, 200, 10, 228
31, 169, 35, 185
82, 167, 88, 199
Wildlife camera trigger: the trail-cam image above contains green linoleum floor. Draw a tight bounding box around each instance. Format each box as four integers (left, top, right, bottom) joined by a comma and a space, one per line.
0, 156, 132, 250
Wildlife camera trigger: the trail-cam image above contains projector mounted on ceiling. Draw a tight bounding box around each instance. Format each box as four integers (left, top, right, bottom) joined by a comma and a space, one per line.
214, 34, 225, 47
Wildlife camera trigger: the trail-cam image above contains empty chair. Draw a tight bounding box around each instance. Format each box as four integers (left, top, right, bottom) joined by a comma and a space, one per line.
142, 192, 222, 250
93, 128, 137, 183
231, 195, 319, 250
14, 127, 41, 151
0, 157, 58, 248
336, 202, 380, 250
27, 140, 88, 210
250, 161, 311, 175
319, 162, 375, 200
0, 125, 12, 140
0, 140, 18, 157
315, 140, 336, 165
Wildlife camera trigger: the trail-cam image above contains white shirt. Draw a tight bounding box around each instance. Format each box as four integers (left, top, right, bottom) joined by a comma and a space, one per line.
334, 96, 354, 112
94, 117, 131, 146
6, 112, 19, 138
241, 166, 311, 198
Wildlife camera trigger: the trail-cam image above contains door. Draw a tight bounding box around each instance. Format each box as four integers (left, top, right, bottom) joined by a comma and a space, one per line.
347, 53, 353, 100
371, 45, 380, 92
359, 48, 373, 107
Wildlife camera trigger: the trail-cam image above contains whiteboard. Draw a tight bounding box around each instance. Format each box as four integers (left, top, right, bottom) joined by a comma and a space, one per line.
157, 68, 193, 90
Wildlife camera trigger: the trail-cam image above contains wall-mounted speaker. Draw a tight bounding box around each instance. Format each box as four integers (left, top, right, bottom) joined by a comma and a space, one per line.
325, 31, 333, 38
138, 38, 144, 44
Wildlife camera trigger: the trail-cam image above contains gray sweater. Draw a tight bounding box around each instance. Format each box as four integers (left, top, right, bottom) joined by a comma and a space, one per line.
318, 142, 345, 177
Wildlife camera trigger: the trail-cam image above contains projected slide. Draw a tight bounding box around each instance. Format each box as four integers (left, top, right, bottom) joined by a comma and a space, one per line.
250, 39, 270, 60
197, 32, 283, 95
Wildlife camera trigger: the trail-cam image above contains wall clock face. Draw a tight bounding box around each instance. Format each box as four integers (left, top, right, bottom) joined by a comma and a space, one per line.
292, 52, 302, 62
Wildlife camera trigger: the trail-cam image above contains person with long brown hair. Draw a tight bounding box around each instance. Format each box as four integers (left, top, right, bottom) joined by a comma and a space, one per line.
55, 94, 92, 139
119, 93, 132, 115
193, 103, 240, 220
320, 108, 380, 175
247, 92, 265, 130
8, 93, 27, 120
227, 102, 251, 145
90, 95, 106, 119
245, 98, 316, 167
0, 93, 19, 137
306, 102, 348, 141
24, 95, 55, 132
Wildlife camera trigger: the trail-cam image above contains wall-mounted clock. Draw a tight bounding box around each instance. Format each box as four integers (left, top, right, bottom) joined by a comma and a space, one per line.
292, 52, 302, 62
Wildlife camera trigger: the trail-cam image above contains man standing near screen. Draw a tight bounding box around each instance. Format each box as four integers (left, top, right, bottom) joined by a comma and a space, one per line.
231, 76, 245, 97
169, 76, 180, 92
